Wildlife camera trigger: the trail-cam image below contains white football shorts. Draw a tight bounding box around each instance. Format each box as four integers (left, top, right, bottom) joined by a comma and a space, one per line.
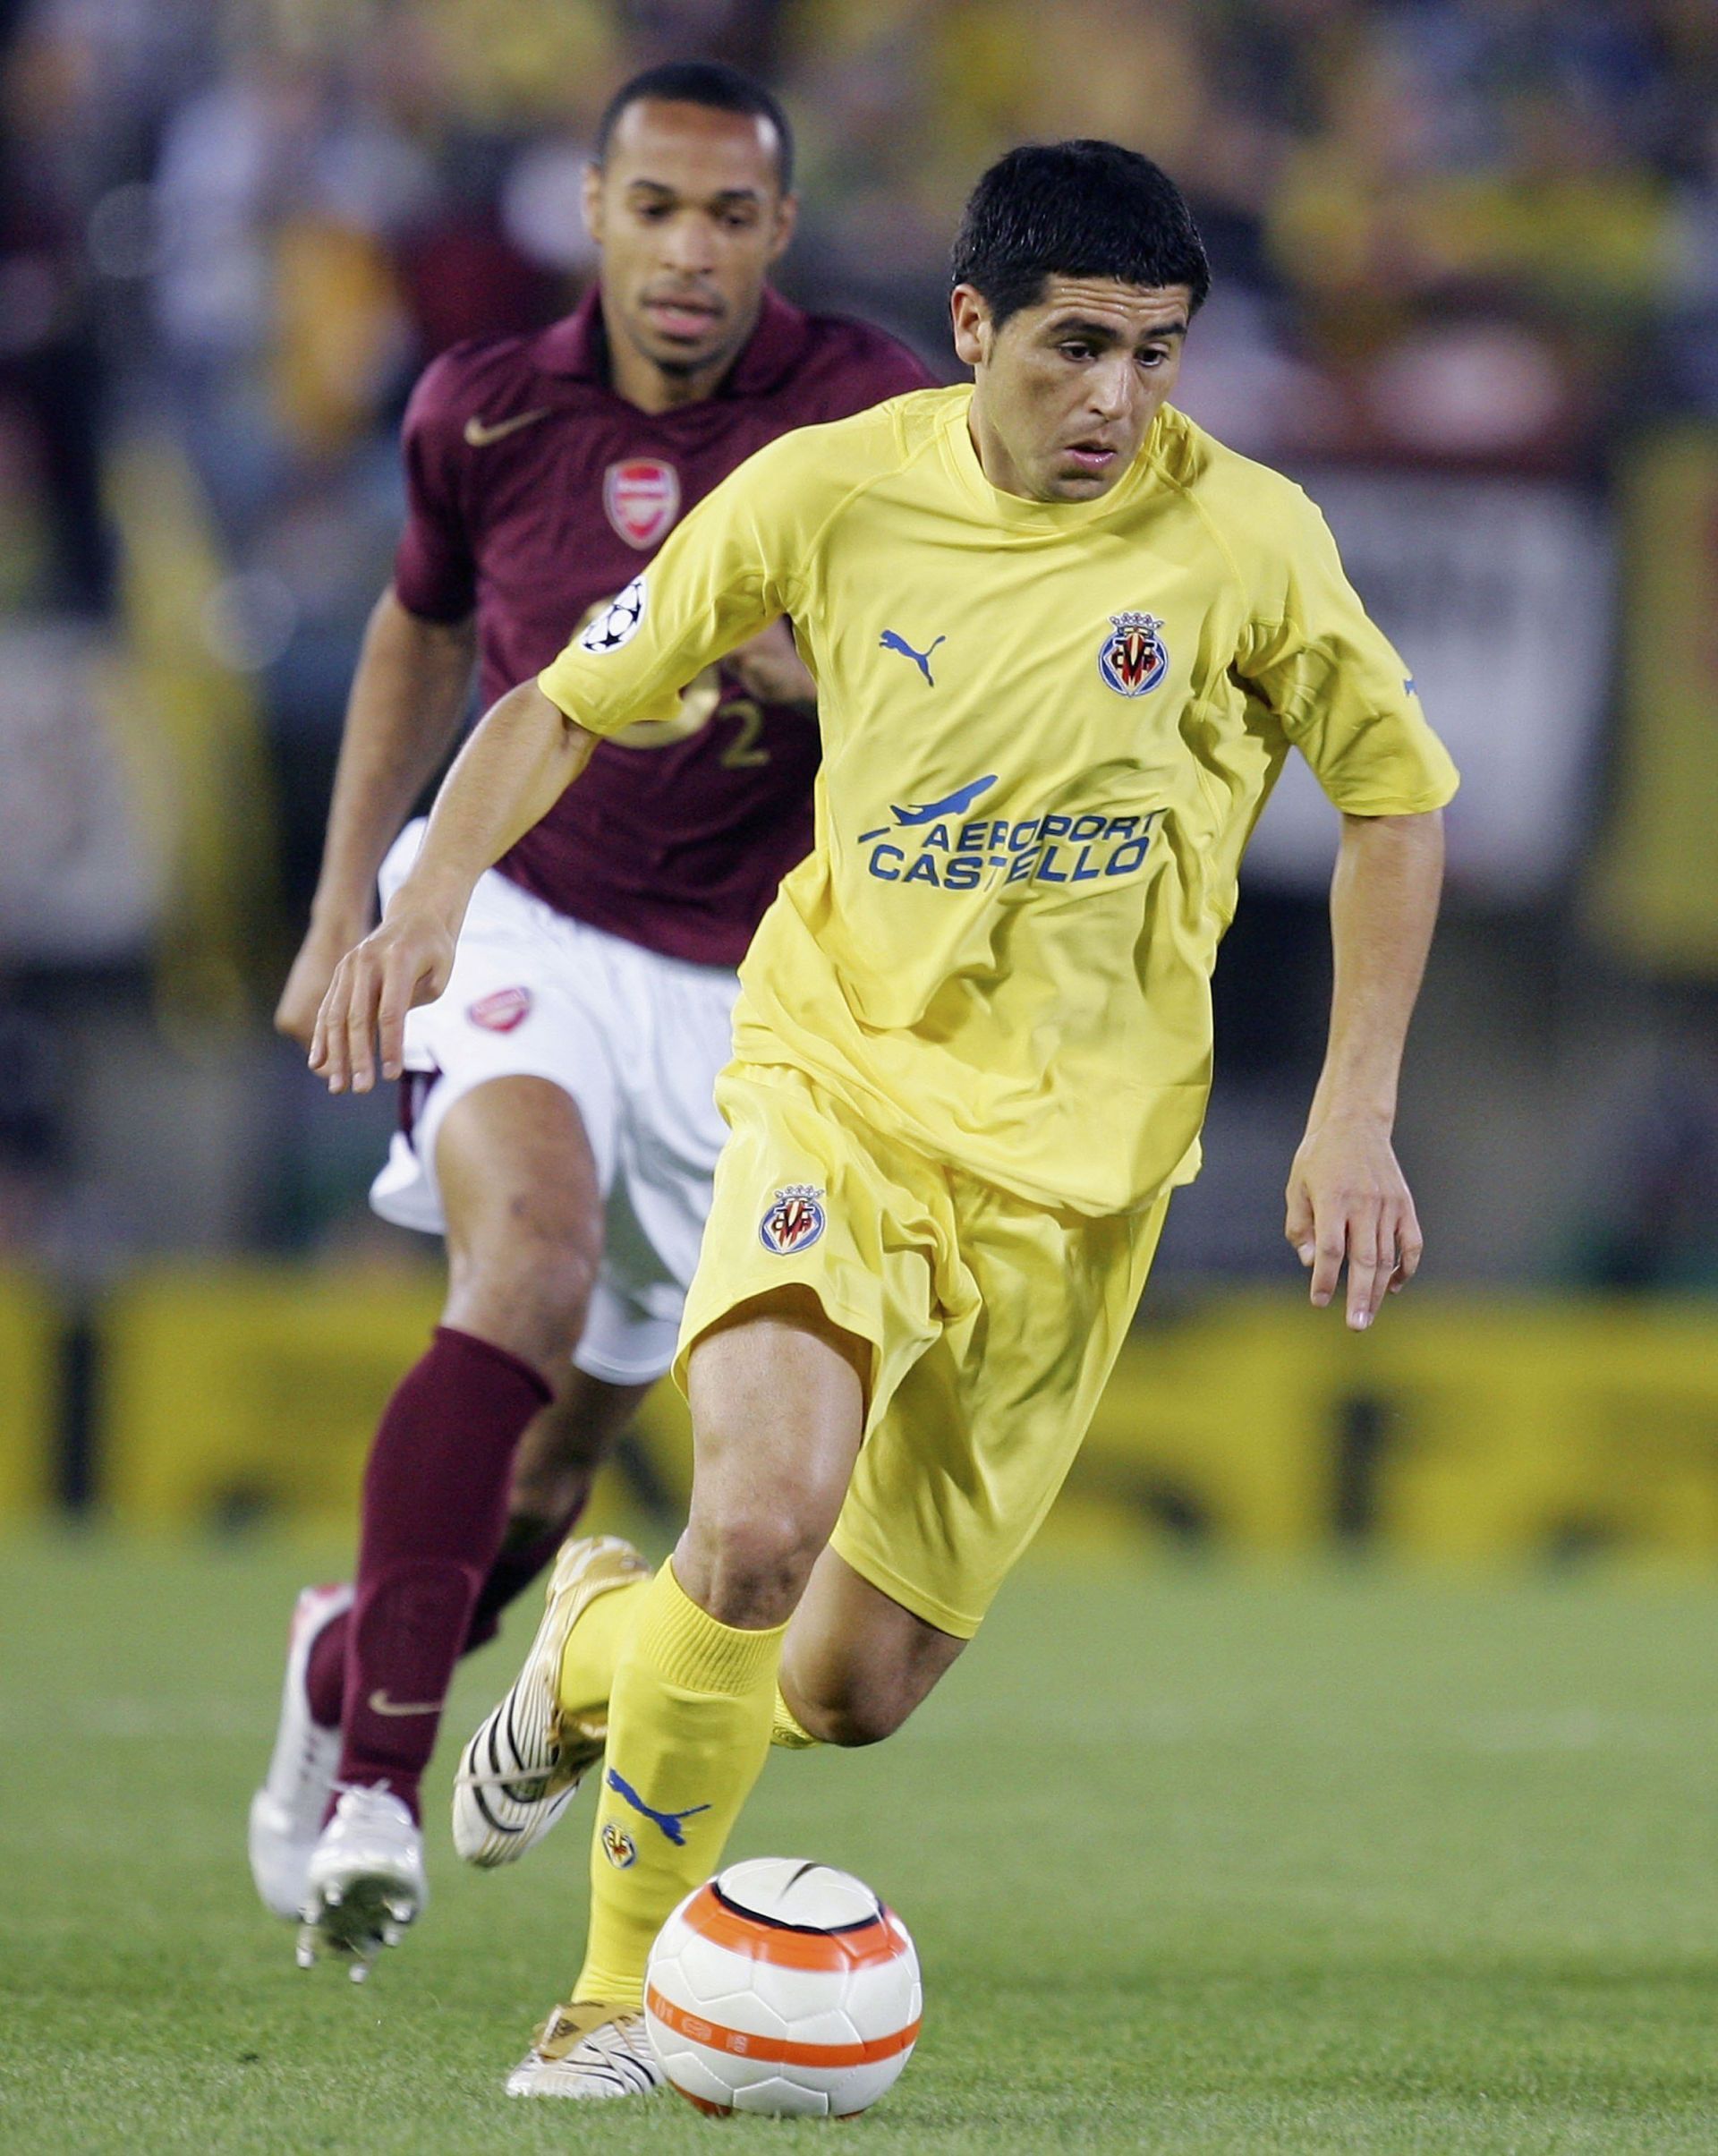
368, 821, 738, 1385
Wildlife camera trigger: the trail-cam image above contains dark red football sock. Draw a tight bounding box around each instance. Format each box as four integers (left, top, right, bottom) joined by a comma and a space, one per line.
304, 1502, 591, 1727
463, 1500, 591, 1652
332, 1325, 551, 1822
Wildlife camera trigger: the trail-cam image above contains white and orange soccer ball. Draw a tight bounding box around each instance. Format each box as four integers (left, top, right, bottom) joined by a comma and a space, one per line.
643, 1857, 922, 2118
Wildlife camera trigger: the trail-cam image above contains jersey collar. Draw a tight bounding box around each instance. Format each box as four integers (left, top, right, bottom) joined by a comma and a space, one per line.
940, 386, 1165, 528
533, 285, 811, 399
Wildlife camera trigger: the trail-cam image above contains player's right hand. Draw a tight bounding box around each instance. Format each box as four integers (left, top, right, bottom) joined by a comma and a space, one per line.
309, 908, 455, 1095
726, 619, 816, 710
275, 921, 368, 1050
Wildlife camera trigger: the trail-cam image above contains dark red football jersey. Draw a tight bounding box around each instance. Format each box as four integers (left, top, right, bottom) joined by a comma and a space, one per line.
393, 286, 932, 966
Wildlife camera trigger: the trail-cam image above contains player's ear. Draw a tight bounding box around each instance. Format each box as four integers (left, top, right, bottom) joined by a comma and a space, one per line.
582, 158, 606, 244
767, 191, 797, 264
950, 285, 990, 369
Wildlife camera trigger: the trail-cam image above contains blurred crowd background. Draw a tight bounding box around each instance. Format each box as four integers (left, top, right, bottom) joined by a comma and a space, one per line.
2, 0, 1716, 1543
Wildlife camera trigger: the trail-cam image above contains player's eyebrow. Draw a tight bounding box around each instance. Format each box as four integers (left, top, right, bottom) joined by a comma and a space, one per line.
625, 177, 767, 208
1046, 313, 1188, 346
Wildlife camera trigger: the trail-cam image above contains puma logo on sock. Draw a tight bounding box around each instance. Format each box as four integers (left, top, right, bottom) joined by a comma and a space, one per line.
605, 1765, 711, 1845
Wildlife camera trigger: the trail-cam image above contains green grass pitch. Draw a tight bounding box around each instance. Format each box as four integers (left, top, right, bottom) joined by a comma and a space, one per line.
5, 1536, 1718, 2152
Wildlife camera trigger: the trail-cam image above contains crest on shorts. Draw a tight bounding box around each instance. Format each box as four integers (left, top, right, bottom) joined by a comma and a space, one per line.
1098, 610, 1169, 697
600, 1821, 637, 1870
604, 458, 680, 549
467, 985, 532, 1033
759, 1184, 826, 1256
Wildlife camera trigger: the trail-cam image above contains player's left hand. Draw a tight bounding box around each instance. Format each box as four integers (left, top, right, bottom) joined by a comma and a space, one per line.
308, 907, 455, 1096
725, 619, 816, 710
1284, 1112, 1423, 1332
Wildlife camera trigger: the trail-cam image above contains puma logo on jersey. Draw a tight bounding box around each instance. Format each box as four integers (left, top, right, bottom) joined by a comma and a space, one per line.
880, 628, 946, 686
463, 407, 550, 448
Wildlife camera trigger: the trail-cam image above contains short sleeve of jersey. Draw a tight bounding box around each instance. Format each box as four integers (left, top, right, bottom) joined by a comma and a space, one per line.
1237, 488, 1459, 816
392, 354, 477, 624
536, 430, 812, 739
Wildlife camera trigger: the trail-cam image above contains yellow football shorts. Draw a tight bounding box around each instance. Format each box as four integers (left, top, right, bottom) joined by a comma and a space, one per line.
674, 1061, 1169, 1638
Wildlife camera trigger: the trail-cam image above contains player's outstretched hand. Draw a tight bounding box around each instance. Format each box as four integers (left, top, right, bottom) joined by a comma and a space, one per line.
1283, 1113, 1423, 1332
309, 908, 455, 1095
276, 919, 369, 1050
726, 619, 816, 710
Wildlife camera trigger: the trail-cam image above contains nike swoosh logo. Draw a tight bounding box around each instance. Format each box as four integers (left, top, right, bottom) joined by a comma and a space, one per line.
368, 1689, 441, 1717
463, 407, 550, 448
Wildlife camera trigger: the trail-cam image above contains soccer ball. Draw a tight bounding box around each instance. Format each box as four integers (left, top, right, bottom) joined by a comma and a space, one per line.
643, 1856, 922, 2118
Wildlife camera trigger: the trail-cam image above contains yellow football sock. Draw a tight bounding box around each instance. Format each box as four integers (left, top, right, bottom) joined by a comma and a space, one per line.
574, 1561, 786, 2007
557, 1574, 650, 1717
770, 1683, 821, 1749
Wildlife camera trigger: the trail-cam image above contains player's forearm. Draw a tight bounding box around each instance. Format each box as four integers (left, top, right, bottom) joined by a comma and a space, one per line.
390, 681, 600, 932
1306, 809, 1444, 1130
308, 589, 476, 935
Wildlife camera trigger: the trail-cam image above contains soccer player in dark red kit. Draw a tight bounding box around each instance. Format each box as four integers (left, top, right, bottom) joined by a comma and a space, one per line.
247, 59, 931, 1975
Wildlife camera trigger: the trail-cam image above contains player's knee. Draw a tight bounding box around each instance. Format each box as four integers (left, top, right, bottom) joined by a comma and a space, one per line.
792, 1657, 928, 1747
804, 1688, 910, 1748
683, 1502, 828, 1629
447, 1228, 599, 1368
520, 1240, 600, 1337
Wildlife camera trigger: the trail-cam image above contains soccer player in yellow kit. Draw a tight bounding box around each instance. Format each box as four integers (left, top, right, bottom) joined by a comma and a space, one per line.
313, 141, 1457, 2097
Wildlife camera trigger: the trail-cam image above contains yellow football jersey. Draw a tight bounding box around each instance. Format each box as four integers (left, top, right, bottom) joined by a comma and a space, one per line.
538, 386, 1458, 1215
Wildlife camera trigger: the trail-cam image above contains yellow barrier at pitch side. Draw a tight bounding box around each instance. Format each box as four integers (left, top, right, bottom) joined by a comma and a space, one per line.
99, 1263, 679, 1542
73, 1269, 1718, 1564
101, 1266, 443, 1530
0, 1271, 56, 1520
1055, 1293, 1718, 1564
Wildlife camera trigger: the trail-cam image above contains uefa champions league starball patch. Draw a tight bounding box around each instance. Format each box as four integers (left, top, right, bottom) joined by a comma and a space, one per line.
1098, 610, 1169, 696
578, 576, 647, 653
759, 1185, 827, 1255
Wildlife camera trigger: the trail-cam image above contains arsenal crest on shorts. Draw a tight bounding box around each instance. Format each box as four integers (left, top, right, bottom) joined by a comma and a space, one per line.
604, 458, 681, 549
759, 1184, 826, 1255
1098, 610, 1169, 696
467, 985, 532, 1033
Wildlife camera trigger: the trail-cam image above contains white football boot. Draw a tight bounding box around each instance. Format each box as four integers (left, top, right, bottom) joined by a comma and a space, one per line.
452, 1535, 649, 1867
506, 2000, 665, 2100
247, 1582, 353, 1921
295, 1785, 427, 1981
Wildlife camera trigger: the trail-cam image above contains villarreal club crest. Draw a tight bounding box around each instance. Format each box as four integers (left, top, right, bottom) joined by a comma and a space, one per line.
1098, 610, 1169, 697
760, 1185, 827, 1256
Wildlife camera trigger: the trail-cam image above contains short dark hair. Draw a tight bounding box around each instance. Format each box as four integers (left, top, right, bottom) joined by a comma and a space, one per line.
594, 61, 795, 194
950, 140, 1210, 328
